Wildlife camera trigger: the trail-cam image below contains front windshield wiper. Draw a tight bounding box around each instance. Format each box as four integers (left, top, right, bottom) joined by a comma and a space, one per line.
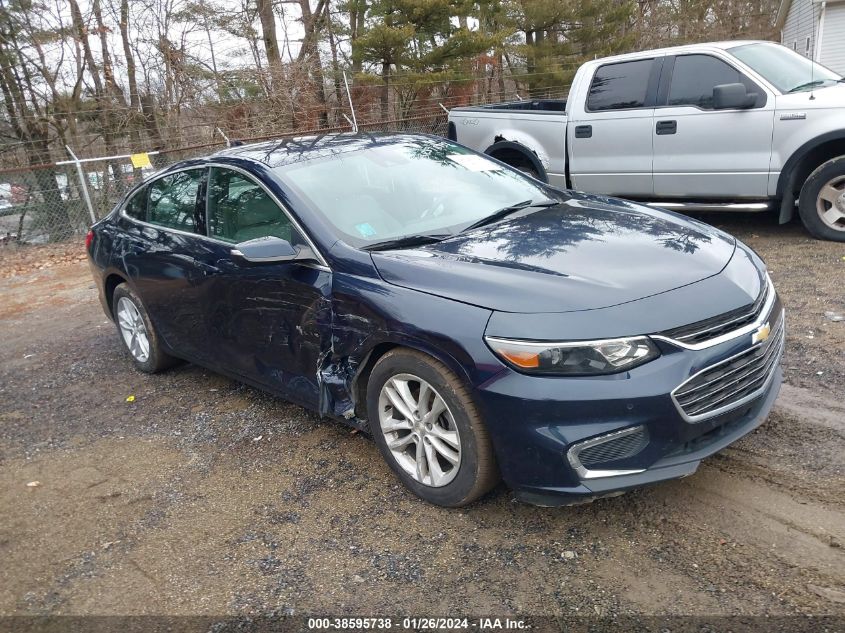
363, 233, 451, 251
459, 198, 558, 234
787, 79, 832, 93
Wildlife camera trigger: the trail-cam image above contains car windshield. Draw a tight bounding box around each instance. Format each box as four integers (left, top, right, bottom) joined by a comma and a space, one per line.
729, 42, 841, 93
274, 137, 555, 247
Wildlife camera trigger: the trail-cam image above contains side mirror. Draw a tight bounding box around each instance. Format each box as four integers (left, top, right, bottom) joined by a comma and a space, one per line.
231, 236, 299, 264
713, 83, 757, 110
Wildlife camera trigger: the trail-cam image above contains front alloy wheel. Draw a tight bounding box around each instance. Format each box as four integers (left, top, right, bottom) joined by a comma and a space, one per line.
367, 348, 499, 507
798, 155, 845, 241
815, 175, 845, 232
378, 374, 462, 487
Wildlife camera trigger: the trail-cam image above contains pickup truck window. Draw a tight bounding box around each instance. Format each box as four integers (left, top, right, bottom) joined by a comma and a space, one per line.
587, 59, 653, 111
668, 54, 754, 109
728, 42, 840, 93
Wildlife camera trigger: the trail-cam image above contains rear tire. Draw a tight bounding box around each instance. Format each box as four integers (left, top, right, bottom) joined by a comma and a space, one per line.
798, 155, 845, 241
112, 283, 178, 373
367, 349, 499, 507
513, 163, 540, 180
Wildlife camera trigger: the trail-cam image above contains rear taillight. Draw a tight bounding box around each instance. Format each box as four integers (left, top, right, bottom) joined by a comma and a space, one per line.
85, 229, 94, 252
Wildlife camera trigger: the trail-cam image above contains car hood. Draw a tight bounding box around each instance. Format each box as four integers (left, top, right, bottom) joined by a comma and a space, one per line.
776, 82, 845, 109
371, 194, 736, 313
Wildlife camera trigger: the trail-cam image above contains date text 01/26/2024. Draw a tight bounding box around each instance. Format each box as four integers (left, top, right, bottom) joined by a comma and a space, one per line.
307, 617, 528, 630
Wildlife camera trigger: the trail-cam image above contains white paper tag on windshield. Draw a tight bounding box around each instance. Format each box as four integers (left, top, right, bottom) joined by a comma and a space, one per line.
447, 153, 500, 171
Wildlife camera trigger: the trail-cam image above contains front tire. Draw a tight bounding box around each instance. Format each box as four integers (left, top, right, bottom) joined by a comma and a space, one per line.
798, 156, 845, 241
112, 283, 178, 373
367, 349, 499, 507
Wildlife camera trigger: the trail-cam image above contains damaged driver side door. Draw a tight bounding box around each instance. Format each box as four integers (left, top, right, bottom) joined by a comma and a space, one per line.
196, 166, 332, 410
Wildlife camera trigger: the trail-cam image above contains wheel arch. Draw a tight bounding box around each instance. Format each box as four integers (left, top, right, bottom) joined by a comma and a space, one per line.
484, 140, 548, 182
350, 337, 478, 424
104, 271, 129, 316
777, 132, 845, 222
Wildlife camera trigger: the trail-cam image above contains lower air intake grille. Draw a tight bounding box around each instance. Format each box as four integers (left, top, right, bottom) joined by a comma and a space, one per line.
673, 312, 784, 421
578, 426, 649, 467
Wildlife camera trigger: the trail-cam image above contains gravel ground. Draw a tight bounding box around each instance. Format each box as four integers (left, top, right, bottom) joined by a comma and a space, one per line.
0, 214, 844, 626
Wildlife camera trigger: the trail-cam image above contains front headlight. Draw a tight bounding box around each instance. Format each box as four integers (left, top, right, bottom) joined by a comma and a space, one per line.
484, 335, 660, 376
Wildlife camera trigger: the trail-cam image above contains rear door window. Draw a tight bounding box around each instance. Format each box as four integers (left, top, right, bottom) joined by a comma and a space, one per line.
147, 169, 205, 233
587, 59, 654, 111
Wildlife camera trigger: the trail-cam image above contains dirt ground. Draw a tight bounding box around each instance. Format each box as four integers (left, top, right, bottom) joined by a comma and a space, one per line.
0, 214, 844, 626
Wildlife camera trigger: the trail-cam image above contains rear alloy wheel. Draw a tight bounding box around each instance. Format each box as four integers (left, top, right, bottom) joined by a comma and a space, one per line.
798, 156, 845, 241
112, 283, 178, 373
368, 349, 499, 506
116, 297, 150, 363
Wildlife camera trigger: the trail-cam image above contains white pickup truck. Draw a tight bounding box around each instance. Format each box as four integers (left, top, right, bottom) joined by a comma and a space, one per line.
447, 40, 845, 242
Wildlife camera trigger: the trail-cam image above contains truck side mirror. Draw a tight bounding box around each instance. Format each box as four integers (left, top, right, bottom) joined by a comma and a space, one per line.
713, 83, 757, 110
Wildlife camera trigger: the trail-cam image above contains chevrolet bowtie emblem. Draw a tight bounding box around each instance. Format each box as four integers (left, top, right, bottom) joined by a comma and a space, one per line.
752, 322, 771, 344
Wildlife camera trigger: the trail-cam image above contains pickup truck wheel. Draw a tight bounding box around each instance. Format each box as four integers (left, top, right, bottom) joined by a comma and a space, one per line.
514, 163, 540, 180
367, 348, 499, 507
798, 156, 845, 241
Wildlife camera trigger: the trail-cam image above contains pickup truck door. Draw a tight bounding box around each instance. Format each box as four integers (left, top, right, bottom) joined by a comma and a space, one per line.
652, 54, 775, 198
567, 57, 662, 197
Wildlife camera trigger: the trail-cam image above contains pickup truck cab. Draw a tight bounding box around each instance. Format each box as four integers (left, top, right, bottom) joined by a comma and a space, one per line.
448, 41, 845, 241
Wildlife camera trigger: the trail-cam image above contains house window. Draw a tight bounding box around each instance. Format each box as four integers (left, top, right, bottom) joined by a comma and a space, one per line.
806, 36, 811, 54
793, 40, 797, 51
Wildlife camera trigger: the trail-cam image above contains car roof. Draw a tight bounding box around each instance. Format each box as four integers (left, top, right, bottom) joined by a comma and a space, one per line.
588, 40, 772, 65
211, 132, 421, 169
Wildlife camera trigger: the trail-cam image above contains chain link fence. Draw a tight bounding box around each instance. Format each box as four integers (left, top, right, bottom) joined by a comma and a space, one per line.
0, 115, 452, 247
0, 90, 554, 247
0, 145, 224, 245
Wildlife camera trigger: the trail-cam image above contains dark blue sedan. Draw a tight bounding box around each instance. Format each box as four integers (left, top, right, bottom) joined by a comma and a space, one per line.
87, 134, 784, 507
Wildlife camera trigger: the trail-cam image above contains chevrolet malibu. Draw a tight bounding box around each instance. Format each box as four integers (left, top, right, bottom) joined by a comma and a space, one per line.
87, 134, 784, 507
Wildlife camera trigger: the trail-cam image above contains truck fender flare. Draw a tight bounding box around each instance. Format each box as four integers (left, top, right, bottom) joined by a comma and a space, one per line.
483, 140, 549, 182
776, 130, 845, 223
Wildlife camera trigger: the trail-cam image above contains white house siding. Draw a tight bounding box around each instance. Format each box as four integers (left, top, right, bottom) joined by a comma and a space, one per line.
781, 0, 821, 58
820, 2, 845, 73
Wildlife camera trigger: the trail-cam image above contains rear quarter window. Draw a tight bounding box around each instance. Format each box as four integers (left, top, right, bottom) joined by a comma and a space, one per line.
123, 187, 147, 221
587, 59, 654, 111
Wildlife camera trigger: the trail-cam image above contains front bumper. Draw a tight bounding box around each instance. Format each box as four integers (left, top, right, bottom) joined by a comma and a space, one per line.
475, 303, 784, 506
512, 367, 781, 506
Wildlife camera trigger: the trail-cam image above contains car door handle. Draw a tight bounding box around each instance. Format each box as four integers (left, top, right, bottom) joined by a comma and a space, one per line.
574, 125, 592, 139
656, 120, 677, 135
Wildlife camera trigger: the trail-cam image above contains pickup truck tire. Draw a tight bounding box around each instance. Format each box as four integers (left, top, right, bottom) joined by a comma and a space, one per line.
798, 156, 845, 241
514, 164, 540, 179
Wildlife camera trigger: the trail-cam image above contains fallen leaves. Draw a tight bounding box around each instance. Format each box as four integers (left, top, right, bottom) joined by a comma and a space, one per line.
0, 240, 87, 279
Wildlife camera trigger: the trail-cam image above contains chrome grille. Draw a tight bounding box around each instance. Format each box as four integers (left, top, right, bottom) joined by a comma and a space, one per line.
672, 311, 784, 422
660, 278, 770, 346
